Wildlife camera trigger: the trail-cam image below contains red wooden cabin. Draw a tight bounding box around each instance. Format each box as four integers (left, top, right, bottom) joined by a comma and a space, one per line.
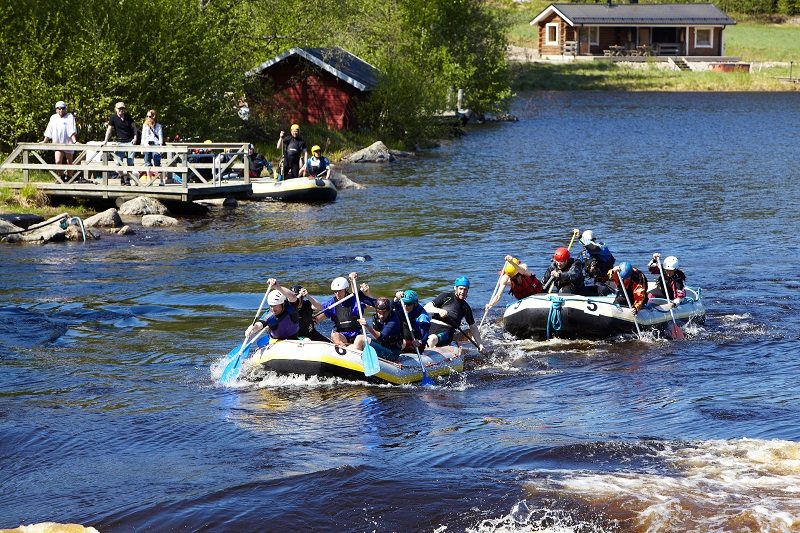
247, 47, 379, 131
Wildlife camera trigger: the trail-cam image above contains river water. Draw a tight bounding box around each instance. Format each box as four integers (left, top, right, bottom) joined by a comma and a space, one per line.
2, 92, 800, 532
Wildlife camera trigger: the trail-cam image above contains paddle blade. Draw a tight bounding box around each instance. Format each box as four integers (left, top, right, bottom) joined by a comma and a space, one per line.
219, 343, 251, 385
362, 344, 380, 376
670, 322, 686, 340
420, 373, 436, 386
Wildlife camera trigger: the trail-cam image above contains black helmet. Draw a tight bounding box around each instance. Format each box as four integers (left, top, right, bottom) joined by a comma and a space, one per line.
291, 284, 303, 296
375, 297, 391, 311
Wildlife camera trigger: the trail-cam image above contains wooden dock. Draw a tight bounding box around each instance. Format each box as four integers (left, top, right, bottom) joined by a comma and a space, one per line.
0, 142, 254, 202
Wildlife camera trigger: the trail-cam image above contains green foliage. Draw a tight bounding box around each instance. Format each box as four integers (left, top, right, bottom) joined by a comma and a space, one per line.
725, 22, 800, 60
0, 0, 245, 151
0, 0, 511, 151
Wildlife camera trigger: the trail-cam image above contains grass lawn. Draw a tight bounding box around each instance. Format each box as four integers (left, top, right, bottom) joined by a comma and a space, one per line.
510, 61, 798, 91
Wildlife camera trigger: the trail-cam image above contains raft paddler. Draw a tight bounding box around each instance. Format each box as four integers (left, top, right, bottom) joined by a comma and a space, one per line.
485, 255, 544, 310
425, 276, 486, 354
354, 297, 404, 362
393, 290, 430, 353
610, 262, 649, 315
291, 284, 330, 342
244, 279, 300, 342
542, 247, 584, 294
321, 272, 376, 347
576, 228, 616, 296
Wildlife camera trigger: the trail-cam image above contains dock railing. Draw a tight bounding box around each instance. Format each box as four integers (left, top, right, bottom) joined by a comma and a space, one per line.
0, 142, 251, 187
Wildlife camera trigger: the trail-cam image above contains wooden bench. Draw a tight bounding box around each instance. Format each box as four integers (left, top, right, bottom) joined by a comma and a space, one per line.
656, 43, 680, 56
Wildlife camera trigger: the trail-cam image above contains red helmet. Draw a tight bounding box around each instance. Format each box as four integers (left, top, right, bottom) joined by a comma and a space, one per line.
553, 247, 570, 262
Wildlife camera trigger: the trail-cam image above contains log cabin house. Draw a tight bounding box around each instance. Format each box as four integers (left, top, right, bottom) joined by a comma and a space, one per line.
531, 3, 736, 59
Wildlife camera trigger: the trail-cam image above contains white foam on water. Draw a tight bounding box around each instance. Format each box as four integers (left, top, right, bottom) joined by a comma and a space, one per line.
465, 500, 604, 533
516, 438, 800, 532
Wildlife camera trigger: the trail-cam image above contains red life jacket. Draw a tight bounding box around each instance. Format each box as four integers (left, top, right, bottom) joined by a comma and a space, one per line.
509, 273, 544, 299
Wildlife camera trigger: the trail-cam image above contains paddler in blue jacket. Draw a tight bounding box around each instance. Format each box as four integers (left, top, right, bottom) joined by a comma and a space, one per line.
392, 289, 430, 352
425, 276, 486, 354
354, 297, 404, 361
245, 280, 300, 343
576, 228, 615, 296
321, 271, 376, 347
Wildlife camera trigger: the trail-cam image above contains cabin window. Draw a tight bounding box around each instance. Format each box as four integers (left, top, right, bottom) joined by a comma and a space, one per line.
588, 26, 599, 45
695, 27, 713, 48
545, 23, 560, 45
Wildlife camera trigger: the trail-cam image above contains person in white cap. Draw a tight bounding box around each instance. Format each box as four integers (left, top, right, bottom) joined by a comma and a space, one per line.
575, 228, 616, 296
245, 279, 301, 342
42, 100, 78, 176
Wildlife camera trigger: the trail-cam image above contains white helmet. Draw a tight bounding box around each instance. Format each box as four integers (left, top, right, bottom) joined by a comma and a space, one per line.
663, 256, 679, 270
330, 276, 349, 291
580, 229, 595, 246
267, 289, 286, 306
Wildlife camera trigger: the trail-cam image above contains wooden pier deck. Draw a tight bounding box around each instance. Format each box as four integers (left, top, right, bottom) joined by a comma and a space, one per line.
0, 142, 254, 202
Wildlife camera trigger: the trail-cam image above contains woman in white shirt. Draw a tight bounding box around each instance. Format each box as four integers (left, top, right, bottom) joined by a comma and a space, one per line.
140, 109, 164, 178
42, 100, 77, 171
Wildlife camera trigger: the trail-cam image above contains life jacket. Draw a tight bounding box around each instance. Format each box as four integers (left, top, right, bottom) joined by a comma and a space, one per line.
371, 311, 404, 350
509, 273, 544, 299
617, 269, 649, 310
395, 303, 431, 341
655, 269, 686, 300
297, 299, 315, 335
333, 298, 358, 332
265, 302, 300, 339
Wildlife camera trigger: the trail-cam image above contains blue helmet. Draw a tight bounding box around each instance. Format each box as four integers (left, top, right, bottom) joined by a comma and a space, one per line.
618, 262, 633, 280
454, 276, 470, 288
401, 290, 419, 305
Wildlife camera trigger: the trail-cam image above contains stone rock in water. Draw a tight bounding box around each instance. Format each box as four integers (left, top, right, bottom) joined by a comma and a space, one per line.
119, 196, 169, 216
84, 208, 123, 228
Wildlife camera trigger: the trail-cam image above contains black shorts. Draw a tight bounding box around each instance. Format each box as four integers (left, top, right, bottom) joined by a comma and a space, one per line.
428, 322, 454, 346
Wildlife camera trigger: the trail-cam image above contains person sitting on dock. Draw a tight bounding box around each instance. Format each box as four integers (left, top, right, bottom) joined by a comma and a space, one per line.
485, 256, 544, 311
354, 297, 404, 362
42, 100, 77, 180
321, 272, 376, 347
276, 124, 307, 180
543, 247, 584, 294
576, 229, 615, 296
647, 253, 686, 307
425, 276, 486, 354
245, 280, 300, 342
609, 262, 649, 315
291, 284, 330, 342
247, 144, 272, 179
393, 289, 431, 353
102, 102, 139, 185
300, 145, 331, 179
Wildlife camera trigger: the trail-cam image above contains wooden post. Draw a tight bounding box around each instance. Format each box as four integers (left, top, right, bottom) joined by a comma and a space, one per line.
22, 149, 29, 183
457, 89, 464, 114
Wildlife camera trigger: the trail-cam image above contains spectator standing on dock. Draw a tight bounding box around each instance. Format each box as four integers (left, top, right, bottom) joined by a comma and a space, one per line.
42, 101, 77, 176
276, 124, 307, 180
102, 102, 138, 185
140, 109, 163, 183
301, 145, 331, 178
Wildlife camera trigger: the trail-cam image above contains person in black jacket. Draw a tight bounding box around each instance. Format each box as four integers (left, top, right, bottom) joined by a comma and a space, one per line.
276, 124, 307, 180
543, 247, 584, 294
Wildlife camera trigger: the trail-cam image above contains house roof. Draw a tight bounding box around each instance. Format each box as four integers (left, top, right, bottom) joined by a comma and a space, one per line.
246, 47, 380, 91
531, 3, 736, 27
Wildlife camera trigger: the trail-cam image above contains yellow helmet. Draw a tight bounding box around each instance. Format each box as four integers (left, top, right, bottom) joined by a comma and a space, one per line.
503, 257, 520, 276
290, 124, 300, 132
203, 139, 213, 144
311, 145, 321, 153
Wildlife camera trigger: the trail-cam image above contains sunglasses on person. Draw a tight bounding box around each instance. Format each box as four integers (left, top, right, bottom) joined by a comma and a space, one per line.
56, 106, 66, 110
116, 107, 125, 111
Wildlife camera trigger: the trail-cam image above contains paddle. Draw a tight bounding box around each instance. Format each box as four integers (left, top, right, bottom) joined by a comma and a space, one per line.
655, 255, 686, 340
456, 326, 486, 354
219, 281, 273, 385
616, 271, 643, 340
352, 278, 380, 376
399, 298, 435, 386
548, 229, 581, 294
478, 267, 506, 330
311, 293, 354, 319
